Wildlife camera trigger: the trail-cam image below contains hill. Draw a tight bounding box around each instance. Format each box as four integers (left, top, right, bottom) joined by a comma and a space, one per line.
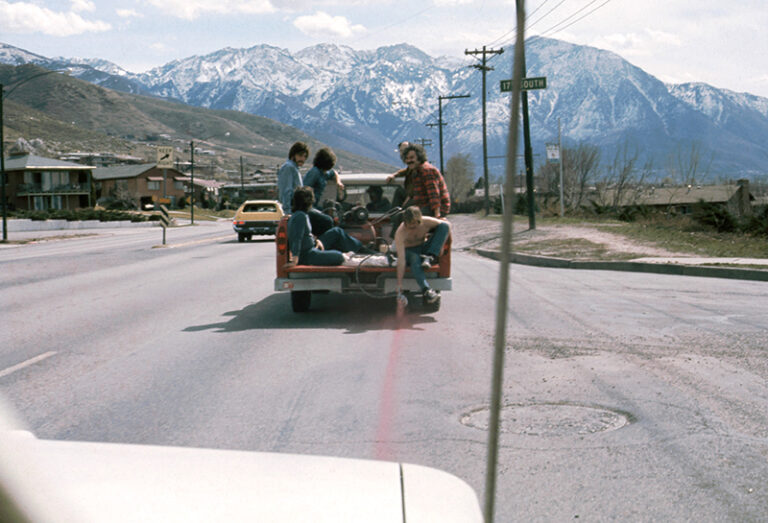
5, 37, 766, 181
0, 64, 397, 176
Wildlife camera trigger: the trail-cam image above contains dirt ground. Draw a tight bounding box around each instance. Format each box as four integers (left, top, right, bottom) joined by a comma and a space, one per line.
448, 214, 692, 259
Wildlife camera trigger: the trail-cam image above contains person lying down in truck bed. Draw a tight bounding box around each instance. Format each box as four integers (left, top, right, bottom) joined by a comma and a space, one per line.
286, 186, 374, 266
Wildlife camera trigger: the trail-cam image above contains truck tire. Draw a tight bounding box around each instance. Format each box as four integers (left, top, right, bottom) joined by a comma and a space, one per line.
291, 290, 311, 312
422, 293, 441, 313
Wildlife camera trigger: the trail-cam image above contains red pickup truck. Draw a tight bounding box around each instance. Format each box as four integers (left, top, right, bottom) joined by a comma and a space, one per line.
274, 173, 452, 313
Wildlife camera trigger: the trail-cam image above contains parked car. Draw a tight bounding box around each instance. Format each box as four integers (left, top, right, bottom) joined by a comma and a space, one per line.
233, 200, 284, 241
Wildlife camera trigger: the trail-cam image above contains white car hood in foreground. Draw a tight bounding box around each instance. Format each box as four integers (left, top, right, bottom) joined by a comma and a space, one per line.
0, 431, 482, 522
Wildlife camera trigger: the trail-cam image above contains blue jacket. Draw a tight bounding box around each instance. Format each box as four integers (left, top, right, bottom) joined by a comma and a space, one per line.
277, 159, 302, 213
303, 166, 335, 203
287, 211, 315, 257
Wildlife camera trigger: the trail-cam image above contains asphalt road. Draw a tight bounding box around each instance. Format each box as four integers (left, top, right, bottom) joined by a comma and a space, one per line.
1, 220, 766, 521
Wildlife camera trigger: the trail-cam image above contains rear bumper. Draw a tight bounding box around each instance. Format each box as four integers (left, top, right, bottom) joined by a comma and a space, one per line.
233, 222, 278, 235
275, 274, 452, 294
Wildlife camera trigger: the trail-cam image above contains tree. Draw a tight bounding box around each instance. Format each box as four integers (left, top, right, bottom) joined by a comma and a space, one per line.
444, 153, 476, 203
596, 141, 652, 208
569, 143, 601, 210
107, 182, 138, 210
537, 143, 601, 212
660, 141, 715, 212
666, 141, 713, 186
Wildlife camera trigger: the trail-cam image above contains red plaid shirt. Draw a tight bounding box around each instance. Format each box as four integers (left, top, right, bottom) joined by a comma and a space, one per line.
411, 162, 451, 217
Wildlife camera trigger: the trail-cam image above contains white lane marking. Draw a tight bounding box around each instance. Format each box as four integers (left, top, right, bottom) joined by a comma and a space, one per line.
0, 351, 57, 378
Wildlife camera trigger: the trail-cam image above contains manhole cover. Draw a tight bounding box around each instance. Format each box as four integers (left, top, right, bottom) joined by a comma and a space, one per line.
461, 402, 632, 437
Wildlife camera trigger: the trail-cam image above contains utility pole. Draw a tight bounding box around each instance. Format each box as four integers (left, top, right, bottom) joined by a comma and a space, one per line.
466, 46, 504, 215
1, 84, 7, 242
520, 47, 536, 229
240, 156, 245, 193
558, 118, 565, 218
430, 94, 470, 177
413, 138, 432, 148
189, 141, 195, 225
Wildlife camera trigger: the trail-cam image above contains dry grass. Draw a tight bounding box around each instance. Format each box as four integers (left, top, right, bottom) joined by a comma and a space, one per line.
458, 213, 768, 261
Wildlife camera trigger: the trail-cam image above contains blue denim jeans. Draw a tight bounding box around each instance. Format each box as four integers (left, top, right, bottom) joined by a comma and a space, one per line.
404, 222, 450, 291
300, 226, 362, 266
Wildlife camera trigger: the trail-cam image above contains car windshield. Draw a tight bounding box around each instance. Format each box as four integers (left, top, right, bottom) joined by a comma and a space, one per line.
331, 184, 404, 215
243, 203, 277, 213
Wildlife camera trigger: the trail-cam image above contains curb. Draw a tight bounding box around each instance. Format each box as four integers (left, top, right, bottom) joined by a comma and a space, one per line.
471, 248, 768, 283
1, 219, 156, 233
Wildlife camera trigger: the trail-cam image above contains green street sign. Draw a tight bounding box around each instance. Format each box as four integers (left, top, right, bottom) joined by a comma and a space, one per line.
500, 76, 547, 92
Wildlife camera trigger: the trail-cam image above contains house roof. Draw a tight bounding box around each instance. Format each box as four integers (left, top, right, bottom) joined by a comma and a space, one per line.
193, 178, 223, 189
3, 154, 93, 171
91, 164, 172, 181
600, 184, 749, 207
93, 163, 186, 180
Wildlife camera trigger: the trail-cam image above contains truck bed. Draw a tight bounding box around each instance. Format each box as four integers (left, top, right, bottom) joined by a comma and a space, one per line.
274, 216, 452, 296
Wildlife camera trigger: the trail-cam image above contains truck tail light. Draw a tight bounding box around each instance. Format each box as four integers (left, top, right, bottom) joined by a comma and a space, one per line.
276, 229, 288, 255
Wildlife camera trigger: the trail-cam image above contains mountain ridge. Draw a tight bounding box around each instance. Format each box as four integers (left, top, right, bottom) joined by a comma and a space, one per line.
0, 63, 396, 176
2, 38, 767, 180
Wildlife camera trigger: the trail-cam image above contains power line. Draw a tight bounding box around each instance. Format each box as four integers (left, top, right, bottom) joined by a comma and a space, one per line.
484, 0, 616, 55
540, 0, 615, 37
525, 0, 570, 32
485, 0, 554, 48
349, 4, 435, 48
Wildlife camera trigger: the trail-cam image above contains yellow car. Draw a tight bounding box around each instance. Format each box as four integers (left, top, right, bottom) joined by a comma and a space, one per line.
233, 200, 284, 241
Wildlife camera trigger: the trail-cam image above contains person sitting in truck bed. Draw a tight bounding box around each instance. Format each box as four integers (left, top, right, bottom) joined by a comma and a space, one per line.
366, 185, 391, 213
394, 206, 451, 304
303, 147, 344, 209
287, 186, 368, 266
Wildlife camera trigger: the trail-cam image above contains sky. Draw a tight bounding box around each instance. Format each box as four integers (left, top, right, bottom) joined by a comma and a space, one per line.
1, 0, 767, 98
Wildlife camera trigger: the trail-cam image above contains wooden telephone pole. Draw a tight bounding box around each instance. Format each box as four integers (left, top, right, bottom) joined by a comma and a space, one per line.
466, 46, 504, 215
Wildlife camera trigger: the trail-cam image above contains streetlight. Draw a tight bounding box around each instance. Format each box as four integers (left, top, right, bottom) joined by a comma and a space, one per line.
1, 68, 68, 241
188, 131, 229, 225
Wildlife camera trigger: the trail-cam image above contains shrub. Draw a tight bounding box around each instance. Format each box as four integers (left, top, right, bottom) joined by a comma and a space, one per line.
692, 201, 736, 233
587, 201, 611, 216
105, 199, 136, 211
617, 205, 648, 223
740, 206, 768, 236
27, 211, 49, 221
48, 209, 76, 221
512, 194, 528, 215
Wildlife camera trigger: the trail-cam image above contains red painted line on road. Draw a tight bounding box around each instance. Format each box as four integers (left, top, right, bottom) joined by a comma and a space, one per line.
374, 311, 410, 461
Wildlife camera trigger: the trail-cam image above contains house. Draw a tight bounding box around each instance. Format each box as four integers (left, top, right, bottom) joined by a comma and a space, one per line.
191, 177, 223, 207
595, 180, 755, 218
92, 164, 190, 210
58, 151, 145, 167
219, 182, 278, 205
2, 152, 93, 211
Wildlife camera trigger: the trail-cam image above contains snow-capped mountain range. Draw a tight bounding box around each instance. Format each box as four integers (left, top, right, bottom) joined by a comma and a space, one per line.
3, 37, 767, 179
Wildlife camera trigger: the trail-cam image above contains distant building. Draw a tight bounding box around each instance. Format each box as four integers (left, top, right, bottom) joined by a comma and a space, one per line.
58, 152, 145, 167
596, 180, 754, 217
191, 177, 223, 205
92, 164, 190, 209
219, 182, 278, 204
2, 152, 93, 211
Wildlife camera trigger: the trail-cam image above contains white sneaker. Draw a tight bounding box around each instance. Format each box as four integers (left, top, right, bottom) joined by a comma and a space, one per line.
423, 288, 438, 303
420, 254, 436, 270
